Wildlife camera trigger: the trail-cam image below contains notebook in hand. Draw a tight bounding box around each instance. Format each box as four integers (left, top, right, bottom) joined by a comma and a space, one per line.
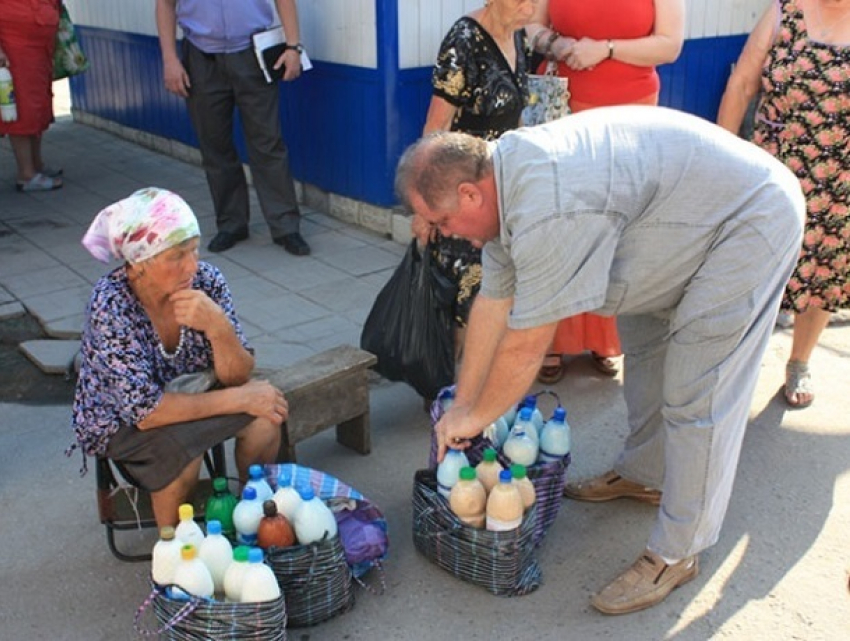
252, 25, 312, 83
261, 42, 287, 82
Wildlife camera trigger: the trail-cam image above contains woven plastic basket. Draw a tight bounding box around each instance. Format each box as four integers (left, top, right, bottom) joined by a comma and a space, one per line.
428, 387, 570, 547
412, 469, 542, 597
135, 582, 287, 640
266, 534, 355, 628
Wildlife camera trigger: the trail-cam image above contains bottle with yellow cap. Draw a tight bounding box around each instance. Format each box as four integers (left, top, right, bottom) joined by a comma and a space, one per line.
175, 503, 205, 547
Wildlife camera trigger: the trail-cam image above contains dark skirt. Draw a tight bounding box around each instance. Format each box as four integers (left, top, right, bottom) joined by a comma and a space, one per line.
430, 234, 482, 328
105, 413, 254, 491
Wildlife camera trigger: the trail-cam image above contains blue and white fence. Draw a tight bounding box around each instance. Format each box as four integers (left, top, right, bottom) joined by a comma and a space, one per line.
65, 0, 769, 211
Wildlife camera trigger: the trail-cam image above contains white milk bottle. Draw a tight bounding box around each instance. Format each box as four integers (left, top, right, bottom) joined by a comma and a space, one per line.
501, 403, 518, 428
198, 520, 233, 595
502, 408, 539, 466
436, 448, 470, 499
293, 486, 338, 545
449, 466, 487, 528
175, 503, 205, 547
538, 406, 571, 463
223, 545, 251, 602
246, 464, 274, 502
240, 547, 281, 602
510, 463, 536, 511
521, 395, 545, 435
486, 470, 524, 532
475, 447, 504, 494
172, 544, 214, 599
437, 387, 455, 412
233, 486, 264, 546
151, 526, 182, 586
272, 468, 303, 521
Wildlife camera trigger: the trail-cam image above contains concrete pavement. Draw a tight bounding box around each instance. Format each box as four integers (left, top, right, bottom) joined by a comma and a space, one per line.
0, 84, 849, 640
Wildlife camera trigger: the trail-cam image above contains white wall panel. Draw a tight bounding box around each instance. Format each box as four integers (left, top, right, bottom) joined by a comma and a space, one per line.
66, 0, 376, 68
686, 0, 770, 38
400, 0, 483, 70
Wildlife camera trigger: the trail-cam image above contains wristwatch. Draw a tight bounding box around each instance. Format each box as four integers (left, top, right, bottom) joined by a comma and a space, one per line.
284, 43, 304, 54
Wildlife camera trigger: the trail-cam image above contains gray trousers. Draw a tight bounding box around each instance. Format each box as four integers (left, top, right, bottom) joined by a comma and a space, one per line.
183, 41, 300, 238
614, 216, 801, 561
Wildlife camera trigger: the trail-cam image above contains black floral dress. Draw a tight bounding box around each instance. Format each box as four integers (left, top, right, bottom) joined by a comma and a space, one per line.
430, 17, 528, 326
754, 0, 850, 313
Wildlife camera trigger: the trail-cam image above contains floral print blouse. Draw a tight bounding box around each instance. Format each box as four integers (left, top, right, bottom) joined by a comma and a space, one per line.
69, 261, 251, 460
432, 16, 529, 140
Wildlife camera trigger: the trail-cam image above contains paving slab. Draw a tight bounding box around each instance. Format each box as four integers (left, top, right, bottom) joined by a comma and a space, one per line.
19, 338, 80, 374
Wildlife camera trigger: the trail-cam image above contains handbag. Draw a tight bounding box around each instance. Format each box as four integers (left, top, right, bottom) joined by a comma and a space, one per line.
522, 61, 570, 126
53, 3, 90, 80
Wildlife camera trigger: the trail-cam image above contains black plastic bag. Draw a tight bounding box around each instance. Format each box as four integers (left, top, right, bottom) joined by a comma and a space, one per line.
360, 240, 456, 399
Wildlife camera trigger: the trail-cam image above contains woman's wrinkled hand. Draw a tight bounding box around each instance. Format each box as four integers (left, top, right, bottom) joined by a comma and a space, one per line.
170, 289, 228, 336
240, 379, 289, 425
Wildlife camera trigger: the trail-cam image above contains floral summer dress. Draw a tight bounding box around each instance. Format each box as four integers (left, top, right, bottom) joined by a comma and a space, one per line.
754, 0, 850, 313
429, 17, 528, 326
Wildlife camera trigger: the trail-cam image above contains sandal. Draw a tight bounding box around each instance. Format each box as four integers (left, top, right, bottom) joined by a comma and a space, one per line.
591, 352, 619, 377
16, 173, 63, 192
784, 360, 813, 409
537, 353, 565, 384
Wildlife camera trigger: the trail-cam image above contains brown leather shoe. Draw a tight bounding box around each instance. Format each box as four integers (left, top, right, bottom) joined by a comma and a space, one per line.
563, 470, 661, 506
591, 549, 699, 615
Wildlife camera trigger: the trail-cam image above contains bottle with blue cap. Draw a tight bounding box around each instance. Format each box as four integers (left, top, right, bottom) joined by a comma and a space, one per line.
240, 547, 281, 602
538, 406, 571, 463
485, 469, 524, 532
521, 395, 545, 436
246, 463, 274, 502
233, 486, 264, 545
292, 485, 338, 545
272, 467, 303, 521
436, 447, 470, 498
198, 520, 233, 595
503, 407, 539, 466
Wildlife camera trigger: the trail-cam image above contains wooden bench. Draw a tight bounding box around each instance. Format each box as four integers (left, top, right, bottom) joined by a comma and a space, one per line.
255, 344, 377, 462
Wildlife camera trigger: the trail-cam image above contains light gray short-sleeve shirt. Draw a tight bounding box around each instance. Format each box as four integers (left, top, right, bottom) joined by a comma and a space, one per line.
481, 106, 804, 329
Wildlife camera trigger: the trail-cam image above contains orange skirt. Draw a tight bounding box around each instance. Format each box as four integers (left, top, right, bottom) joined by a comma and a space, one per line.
0, 20, 57, 136
551, 313, 621, 357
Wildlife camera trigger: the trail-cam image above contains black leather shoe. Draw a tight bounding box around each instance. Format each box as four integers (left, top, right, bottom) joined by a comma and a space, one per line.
274, 232, 311, 256
207, 229, 248, 253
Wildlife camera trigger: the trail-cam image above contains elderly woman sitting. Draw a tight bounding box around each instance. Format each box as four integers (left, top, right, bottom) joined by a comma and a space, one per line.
69, 187, 286, 528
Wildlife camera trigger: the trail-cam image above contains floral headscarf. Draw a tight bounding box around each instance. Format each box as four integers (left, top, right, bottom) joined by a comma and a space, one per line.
82, 187, 200, 264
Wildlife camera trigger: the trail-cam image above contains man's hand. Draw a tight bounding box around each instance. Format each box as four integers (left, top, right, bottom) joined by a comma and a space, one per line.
435, 404, 486, 463
239, 379, 289, 425
276, 48, 302, 82
163, 57, 191, 97
411, 213, 436, 247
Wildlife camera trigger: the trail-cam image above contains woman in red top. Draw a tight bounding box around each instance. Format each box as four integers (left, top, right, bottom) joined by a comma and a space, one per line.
0, 0, 63, 192
526, 0, 684, 382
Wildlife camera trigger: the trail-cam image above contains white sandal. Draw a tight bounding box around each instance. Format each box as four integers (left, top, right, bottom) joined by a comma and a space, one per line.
16, 173, 63, 192
784, 360, 813, 409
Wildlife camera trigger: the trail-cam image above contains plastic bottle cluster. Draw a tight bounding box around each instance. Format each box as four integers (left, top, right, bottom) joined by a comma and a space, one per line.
206, 464, 338, 549
481, 394, 572, 467
438, 448, 535, 532
152, 464, 340, 602
152, 520, 280, 603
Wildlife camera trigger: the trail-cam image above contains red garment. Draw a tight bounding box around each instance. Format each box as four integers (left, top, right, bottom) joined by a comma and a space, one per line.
0, 0, 60, 136
546, 0, 658, 107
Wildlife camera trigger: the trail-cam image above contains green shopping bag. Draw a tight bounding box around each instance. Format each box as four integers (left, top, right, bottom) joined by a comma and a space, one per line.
53, 4, 90, 80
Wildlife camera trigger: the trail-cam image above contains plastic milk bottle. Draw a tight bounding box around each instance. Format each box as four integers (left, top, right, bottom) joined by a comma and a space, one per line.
449, 466, 487, 528
293, 486, 338, 544
502, 408, 539, 466
246, 464, 274, 502
198, 520, 233, 595
172, 544, 214, 599
437, 448, 470, 498
538, 406, 571, 463
485, 470, 524, 532
223, 545, 251, 602
175, 503, 205, 547
240, 547, 281, 602
233, 486, 264, 546
272, 468, 303, 521
151, 526, 182, 586
475, 447, 504, 493
510, 464, 536, 511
